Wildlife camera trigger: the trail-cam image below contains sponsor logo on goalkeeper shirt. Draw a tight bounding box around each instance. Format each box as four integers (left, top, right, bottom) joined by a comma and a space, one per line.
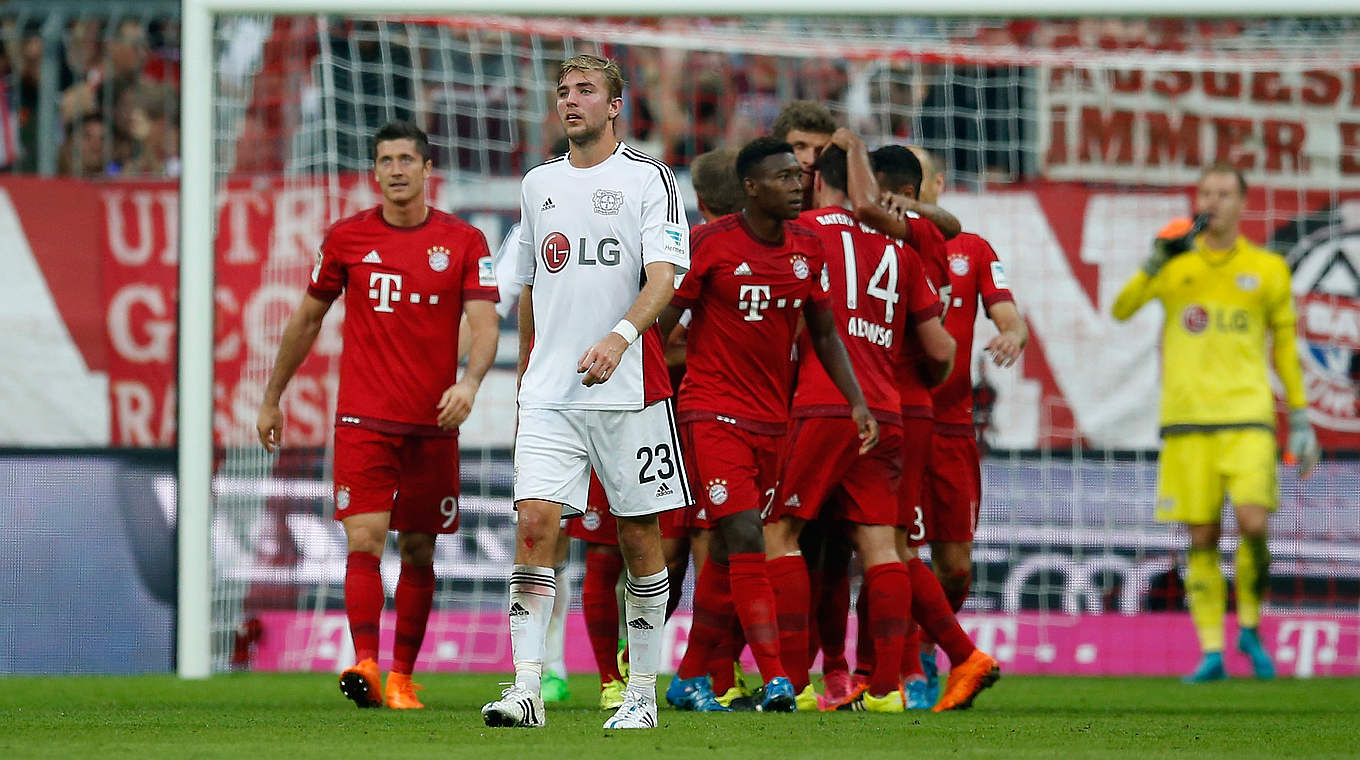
1287, 224, 1360, 431
1180, 304, 1210, 334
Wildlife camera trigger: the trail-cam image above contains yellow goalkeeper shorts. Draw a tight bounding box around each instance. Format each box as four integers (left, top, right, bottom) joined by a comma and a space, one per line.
1155, 428, 1278, 524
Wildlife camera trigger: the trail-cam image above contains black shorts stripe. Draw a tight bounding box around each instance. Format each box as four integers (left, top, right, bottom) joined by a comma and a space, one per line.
623, 148, 679, 224
662, 398, 693, 505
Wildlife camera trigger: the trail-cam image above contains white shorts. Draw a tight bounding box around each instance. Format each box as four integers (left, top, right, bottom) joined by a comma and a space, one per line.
514, 400, 692, 518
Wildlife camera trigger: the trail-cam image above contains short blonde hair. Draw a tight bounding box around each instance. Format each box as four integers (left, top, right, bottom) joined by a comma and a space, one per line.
558, 54, 626, 100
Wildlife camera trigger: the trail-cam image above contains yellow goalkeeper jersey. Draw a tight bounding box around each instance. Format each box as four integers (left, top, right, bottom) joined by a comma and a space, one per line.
1112, 235, 1307, 433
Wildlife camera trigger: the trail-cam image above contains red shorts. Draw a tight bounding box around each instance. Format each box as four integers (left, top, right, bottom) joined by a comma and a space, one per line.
679, 420, 781, 528
332, 425, 460, 534
773, 418, 903, 526
923, 431, 981, 543
566, 473, 687, 545
896, 417, 935, 545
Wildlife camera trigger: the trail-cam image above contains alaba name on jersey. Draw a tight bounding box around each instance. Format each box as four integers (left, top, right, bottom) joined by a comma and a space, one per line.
672, 212, 829, 433
308, 207, 498, 434
515, 143, 689, 411
932, 232, 1015, 435
792, 207, 942, 425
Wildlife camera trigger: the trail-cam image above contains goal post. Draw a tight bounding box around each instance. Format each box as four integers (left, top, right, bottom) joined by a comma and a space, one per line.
179, 3, 1360, 680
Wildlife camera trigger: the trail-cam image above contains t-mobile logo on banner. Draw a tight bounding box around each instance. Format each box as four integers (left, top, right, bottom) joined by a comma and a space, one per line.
1276, 620, 1341, 678
368, 272, 403, 313
738, 284, 772, 321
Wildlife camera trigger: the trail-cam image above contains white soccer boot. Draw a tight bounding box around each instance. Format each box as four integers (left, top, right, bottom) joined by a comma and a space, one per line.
482, 684, 546, 728
603, 688, 659, 729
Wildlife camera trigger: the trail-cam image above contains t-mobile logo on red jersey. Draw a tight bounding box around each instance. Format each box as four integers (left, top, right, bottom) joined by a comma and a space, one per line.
738, 284, 772, 321
369, 272, 403, 313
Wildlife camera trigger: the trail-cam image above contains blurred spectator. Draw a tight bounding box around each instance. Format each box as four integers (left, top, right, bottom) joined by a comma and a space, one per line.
58, 112, 112, 177
123, 84, 179, 176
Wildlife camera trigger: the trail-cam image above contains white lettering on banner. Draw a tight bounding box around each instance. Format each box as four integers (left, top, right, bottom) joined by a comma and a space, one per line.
218, 188, 268, 265
214, 287, 241, 362
369, 272, 403, 313
271, 188, 328, 267
961, 617, 1018, 663
107, 284, 174, 363
1276, 620, 1341, 678
112, 380, 155, 445
242, 284, 306, 360
103, 190, 156, 265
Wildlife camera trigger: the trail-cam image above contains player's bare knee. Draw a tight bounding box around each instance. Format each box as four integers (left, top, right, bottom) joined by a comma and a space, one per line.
397, 532, 436, 566
1187, 522, 1221, 550
718, 510, 764, 555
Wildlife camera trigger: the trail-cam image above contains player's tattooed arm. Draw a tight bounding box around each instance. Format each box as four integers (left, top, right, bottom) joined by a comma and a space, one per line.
984, 301, 1027, 368
804, 298, 879, 453
438, 299, 498, 430
257, 293, 334, 451
579, 260, 678, 386
516, 284, 533, 388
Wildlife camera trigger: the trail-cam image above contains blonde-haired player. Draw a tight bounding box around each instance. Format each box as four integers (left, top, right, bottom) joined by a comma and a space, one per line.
1112, 163, 1320, 682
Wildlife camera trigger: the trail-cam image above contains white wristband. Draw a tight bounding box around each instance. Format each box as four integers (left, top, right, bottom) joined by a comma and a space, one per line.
610, 319, 640, 345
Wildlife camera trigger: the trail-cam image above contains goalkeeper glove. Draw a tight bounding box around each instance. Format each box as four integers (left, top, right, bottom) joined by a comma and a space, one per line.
1143, 213, 1210, 275
1286, 407, 1321, 479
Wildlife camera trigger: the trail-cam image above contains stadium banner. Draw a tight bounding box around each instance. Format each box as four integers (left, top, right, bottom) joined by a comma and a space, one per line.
250, 609, 1360, 679
1, 174, 1357, 450
1039, 64, 1360, 190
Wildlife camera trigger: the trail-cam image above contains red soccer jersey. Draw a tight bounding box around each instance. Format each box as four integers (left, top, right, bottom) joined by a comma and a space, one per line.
932, 232, 1015, 434
907, 213, 949, 294
792, 207, 943, 424
672, 213, 829, 434
307, 207, 498, 435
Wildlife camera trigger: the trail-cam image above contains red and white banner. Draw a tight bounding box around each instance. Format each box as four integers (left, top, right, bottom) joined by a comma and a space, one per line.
1041, 65, 1360, 189
1, 175, 1357, 450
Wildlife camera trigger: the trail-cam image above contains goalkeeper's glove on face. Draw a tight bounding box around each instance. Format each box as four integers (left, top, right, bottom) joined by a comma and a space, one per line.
1143, 213, 1210, 276
1286, 407, 1321, 479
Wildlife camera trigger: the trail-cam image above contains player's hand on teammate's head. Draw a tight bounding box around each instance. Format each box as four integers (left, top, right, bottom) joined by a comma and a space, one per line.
830, 127, 861, 151
578, 332, 628, 386
437, 380, 479, 430
256, 404, 283, 452
879, 191, 913, 220
852, 405, 879, 454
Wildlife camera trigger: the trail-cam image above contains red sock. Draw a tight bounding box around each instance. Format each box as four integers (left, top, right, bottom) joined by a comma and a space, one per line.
709, 619, 744, 694
583, 550, 625, 684
853, 583, 874, 675
942, 569, 972, 613
908, 558, 976, 666
900, 623, 924, 680
805, 567, 823, 666
818, 560, 852, 674
728, 552, 785, 682
392, 562, 435, 675
344, 551, 383, 663
864, 563, 911, 697
768, 554, 811, 690
677, 560, 733, 680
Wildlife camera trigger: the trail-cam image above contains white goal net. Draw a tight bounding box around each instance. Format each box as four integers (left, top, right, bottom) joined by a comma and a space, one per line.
193, 13, 1360, 678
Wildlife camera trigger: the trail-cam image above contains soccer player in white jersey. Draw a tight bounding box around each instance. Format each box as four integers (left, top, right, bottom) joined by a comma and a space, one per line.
481, 55, 691, 731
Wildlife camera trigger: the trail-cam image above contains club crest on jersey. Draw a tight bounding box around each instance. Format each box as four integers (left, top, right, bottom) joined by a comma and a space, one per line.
1286, 223, 1360, 432
1181, 304, 1210, 334
950, 255, 970, 276
582, 508, 601, 531
427, 245, 450, 272
1236, 273, 1260, 292
707, 479, 729, 506
541, 232, 571, 273
790, 255, 810, 280
335, 486, 351, 511
593, 188, 624, 215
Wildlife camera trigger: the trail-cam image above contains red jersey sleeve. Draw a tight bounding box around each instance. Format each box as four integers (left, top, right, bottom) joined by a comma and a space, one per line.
904, 247, 944, 324
460, 226, 501, 302
671, 225, 711, 308
805, 233, 831, 305
306, 228, 346, 301
975, 238, 1016, 310
907, 215, 949, 291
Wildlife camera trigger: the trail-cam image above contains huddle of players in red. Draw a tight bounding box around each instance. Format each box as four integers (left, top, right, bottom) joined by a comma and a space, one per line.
567, 101, 1028, 713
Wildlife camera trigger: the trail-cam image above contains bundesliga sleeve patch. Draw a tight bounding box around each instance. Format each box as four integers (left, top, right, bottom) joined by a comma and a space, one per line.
663, 222, 687, 259
478, 255, 497, 287
990, 260, 1010, 289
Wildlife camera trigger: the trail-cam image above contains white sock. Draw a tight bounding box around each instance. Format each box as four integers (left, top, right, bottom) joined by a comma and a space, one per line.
622, 568, 669, 696
509, 564, 555, 695
545, 560, 571, 678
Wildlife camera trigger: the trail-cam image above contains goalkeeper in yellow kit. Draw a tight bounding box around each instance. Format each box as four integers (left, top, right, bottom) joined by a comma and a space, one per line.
1112, 163, 1321, 683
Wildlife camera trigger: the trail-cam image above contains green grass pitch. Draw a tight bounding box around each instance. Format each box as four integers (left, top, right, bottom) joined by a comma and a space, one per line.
2, 673, 1357, 759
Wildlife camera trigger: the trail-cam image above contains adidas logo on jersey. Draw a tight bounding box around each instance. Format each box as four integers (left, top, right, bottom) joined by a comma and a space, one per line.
784, 494, 801, 508
541, 197, 555, 211
655, 482, 674, 498
362, 250, 382, 264
733, 261, 753, 276
509, 602, 530, 618
627, 617, 655, 631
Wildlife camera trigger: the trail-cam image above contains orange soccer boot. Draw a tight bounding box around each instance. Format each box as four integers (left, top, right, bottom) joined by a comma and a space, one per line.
932, 650, 1000, 712
338, 657, 383, 708
385, 672, 426, 709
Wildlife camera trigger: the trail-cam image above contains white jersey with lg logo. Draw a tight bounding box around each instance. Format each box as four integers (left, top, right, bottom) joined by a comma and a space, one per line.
514, 142, 689, 410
